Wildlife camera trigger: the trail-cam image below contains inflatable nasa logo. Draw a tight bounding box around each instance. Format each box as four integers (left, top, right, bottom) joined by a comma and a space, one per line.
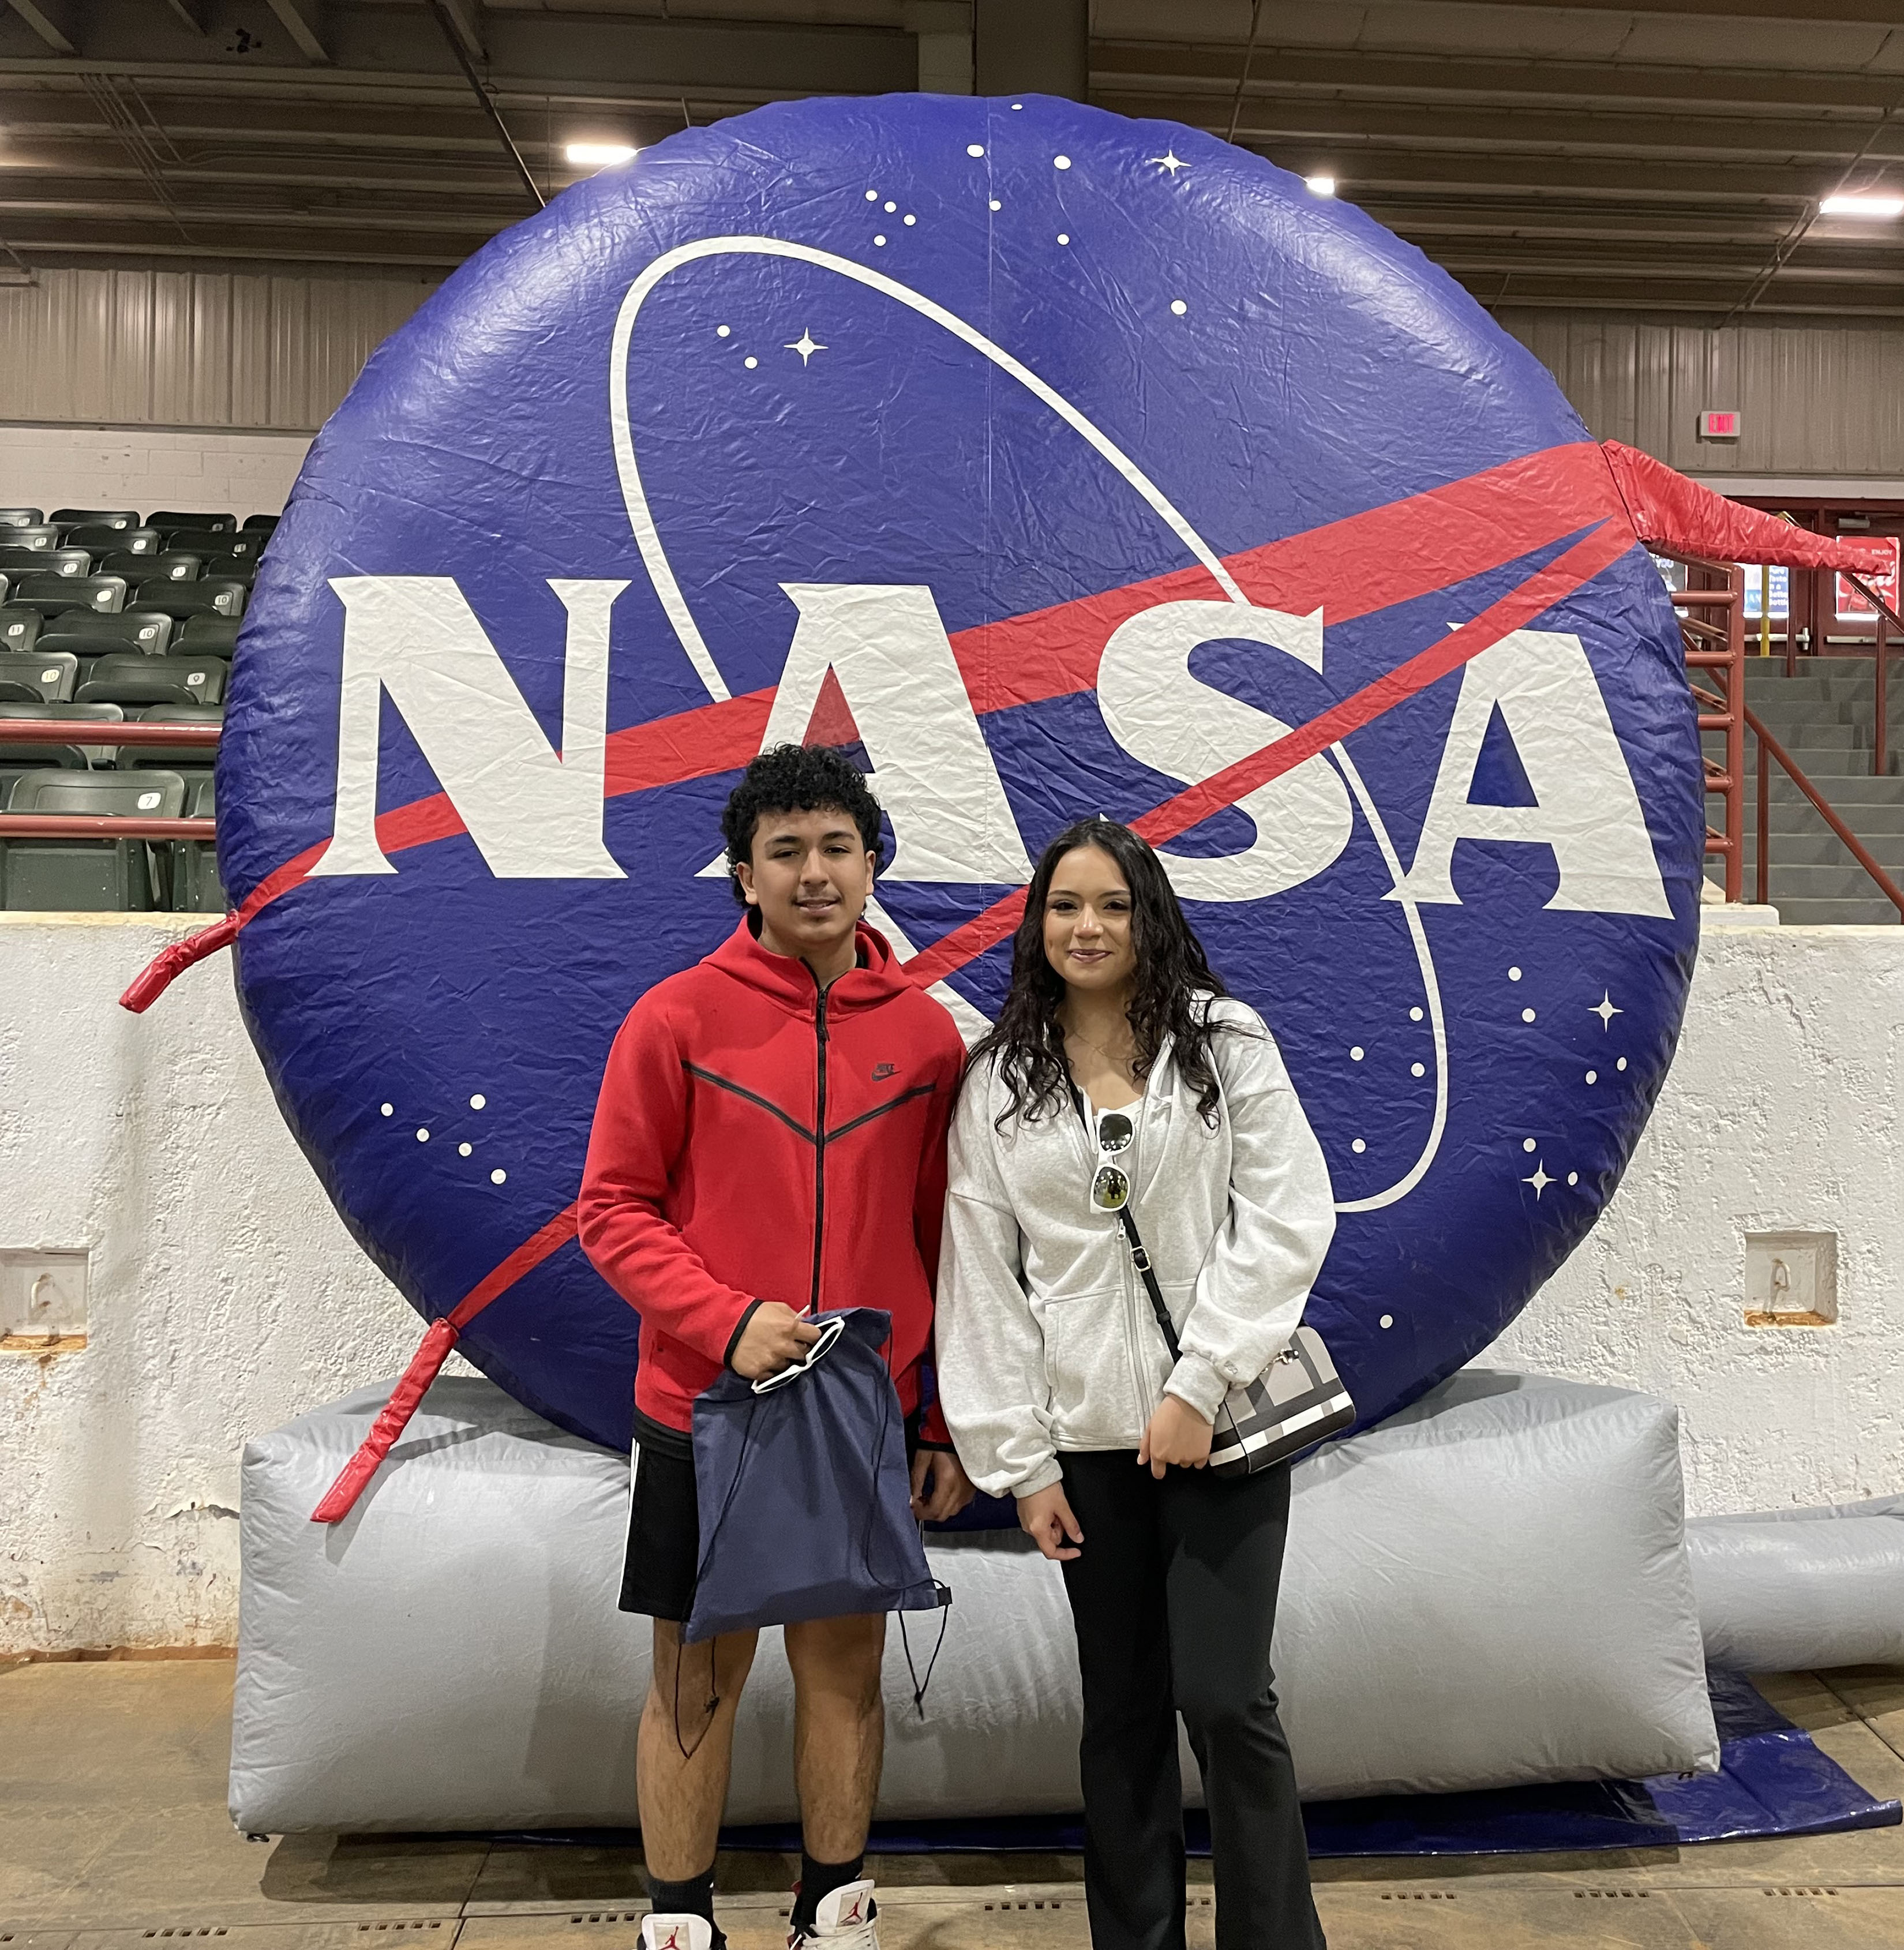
221, 94, 1703, 1455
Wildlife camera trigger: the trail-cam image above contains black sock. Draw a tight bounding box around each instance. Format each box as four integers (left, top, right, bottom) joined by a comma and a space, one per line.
648, 1864, 717, 1927
792, 1852, 867, 1935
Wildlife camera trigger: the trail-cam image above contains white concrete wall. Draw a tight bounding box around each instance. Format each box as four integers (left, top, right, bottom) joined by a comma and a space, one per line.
0, 913, 1899, 1653
1492, 920, 1904, 1519
0, 424, 312, 524
0, 914, 426, 1655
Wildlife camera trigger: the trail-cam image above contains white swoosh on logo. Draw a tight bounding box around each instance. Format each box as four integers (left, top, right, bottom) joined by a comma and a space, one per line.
609, 236, 1447, 1211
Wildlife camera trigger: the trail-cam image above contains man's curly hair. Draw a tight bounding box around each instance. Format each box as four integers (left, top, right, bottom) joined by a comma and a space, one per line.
720, 744, 886, 904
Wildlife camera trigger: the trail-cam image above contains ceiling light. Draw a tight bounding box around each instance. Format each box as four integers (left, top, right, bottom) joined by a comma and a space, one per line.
566, 142, 639, 169
1820, 193, 1904, 217
1306, 174, 1337, 197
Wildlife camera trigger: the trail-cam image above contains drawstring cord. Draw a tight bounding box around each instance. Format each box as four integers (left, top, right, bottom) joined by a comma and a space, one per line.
672, 1632, 722, 1762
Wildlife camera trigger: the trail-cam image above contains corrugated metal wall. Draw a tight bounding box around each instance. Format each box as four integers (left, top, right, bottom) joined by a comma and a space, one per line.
0, 267, 437, 434
4, 271, 1898, 474
1498, 309, 1904, 479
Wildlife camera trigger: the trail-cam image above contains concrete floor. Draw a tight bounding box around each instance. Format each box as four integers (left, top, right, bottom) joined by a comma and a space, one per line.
3, 1660, 1903, 1948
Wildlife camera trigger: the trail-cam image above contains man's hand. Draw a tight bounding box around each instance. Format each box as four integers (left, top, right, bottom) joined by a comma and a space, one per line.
729, 1302, 822, 1381
1138, 1394, 1213, 1479
910, 1447, 977, 1524
1017, 1482, 1084, 1562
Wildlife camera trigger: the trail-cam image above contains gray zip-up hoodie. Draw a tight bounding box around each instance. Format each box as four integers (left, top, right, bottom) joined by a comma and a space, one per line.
936, 997, 1336, 1501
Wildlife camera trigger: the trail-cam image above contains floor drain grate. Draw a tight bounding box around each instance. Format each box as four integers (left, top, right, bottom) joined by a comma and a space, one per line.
981, 1901, 1064, 1911
143, 1931, 230, 1938
1575, 1891, 1650, 1899
1381, 1892, 1457, 1901
357, 1927, 446, 1934
567, 1916, 643, 1926
1764, 1887, 1839, 1896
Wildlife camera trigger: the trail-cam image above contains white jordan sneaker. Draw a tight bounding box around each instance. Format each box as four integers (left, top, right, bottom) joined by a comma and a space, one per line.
788, 1878, 879, 1950
639, 1914, 714, 1950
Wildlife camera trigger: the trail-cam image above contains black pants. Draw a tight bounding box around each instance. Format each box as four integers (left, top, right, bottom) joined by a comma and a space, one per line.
1058, 1452, 1324, 1950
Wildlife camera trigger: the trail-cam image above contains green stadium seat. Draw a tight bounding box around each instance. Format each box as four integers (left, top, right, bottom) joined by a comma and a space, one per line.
162, 527, 264, 564
67, 524, 164, 556
0, 651, 78, 703
173, 774, 224, 913
147, 511, 235, 535
77, 654, 226, 707
0, 607, 42, 651
0, 509, 44, 528
103, 550, 203, 585
115, 703, 222, 774
173, 616, 240, 655
0, 546, 91, 579
12, 575, 128, 619
241, 513, 279, 531
125, 579, 245, 621
0, 526, 62, 552
0, 699, 123, 771
39, 610, 174, 656
51, 508, 140, 531
1, 768, 185, 911
201, 554, 258, 585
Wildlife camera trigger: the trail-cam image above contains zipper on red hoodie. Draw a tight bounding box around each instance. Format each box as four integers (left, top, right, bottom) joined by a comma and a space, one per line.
808, 972, 829, 1316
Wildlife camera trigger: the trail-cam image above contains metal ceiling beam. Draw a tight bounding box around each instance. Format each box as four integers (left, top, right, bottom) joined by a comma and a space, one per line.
1092, 40, 1904, 116
1421, 0, 1904, 23
423, 0, 538, 208
261, 0, 329, 63
1097, 92, 1904, 167
5, 0, 79, 55
1239, 147, 1882, 205
0, 88, 699, 144
2, 0, 917, 92
432, 0, 483, 63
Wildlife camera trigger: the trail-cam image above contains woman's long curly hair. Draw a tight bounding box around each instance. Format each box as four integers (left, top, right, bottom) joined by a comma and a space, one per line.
969, 817, 1237, 1128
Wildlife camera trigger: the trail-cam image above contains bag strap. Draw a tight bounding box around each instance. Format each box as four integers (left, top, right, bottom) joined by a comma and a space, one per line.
1070, 1079, 1182, 1362
1117, 1203, 1182, 1363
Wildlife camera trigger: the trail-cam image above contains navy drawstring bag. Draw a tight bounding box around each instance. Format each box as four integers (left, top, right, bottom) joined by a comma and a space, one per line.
683, 1307, 949, 1647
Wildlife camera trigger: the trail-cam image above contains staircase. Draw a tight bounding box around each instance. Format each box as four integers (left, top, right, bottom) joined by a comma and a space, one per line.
1705, 656, 1904, 924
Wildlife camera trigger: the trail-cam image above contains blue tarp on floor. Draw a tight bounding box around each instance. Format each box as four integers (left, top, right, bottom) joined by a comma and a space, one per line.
715, 1671, 1902, 1859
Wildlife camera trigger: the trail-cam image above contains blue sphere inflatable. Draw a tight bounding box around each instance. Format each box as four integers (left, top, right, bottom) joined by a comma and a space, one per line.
220, 94, 1703, 1453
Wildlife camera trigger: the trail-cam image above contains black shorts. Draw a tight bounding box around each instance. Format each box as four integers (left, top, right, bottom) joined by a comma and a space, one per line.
620, 1439, 700, 1621
619, 1419, 935, 1623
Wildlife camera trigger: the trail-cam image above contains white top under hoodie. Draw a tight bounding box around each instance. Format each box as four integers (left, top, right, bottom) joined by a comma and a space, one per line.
936, 997, 1336, 1501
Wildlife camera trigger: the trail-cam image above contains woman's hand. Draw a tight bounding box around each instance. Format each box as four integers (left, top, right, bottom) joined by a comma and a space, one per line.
1138, 1395, 1213, 1479
1017, 1483, 1084, 1561
910, 1447, 977, 1523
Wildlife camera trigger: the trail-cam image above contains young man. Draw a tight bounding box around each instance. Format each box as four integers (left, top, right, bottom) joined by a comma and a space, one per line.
579, 744, 976, 1950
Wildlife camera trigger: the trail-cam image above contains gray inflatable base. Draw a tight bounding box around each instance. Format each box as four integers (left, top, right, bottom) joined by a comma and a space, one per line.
230, 1368, 1716, 1835
1687, 1495, 1904, 1672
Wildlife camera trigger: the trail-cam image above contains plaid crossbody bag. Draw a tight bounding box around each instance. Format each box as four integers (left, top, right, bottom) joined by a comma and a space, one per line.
1115, 1202, 1356, 1477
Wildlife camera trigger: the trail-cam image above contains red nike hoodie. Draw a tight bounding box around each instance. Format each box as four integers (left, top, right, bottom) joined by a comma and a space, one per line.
579, 914, 968, 1445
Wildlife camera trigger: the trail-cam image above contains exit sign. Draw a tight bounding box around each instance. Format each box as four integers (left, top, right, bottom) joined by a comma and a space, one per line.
1699, 410, 1742, 438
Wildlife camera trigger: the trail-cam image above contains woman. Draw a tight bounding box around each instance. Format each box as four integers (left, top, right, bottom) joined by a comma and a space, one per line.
935, 817, 1335, 1950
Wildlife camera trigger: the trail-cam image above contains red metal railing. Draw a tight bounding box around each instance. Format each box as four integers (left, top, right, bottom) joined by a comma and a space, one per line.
1659, 553, 1746, 903
1749, 705, 1904, 920
1836, 569, 1902, 779
0, 719, 218, 841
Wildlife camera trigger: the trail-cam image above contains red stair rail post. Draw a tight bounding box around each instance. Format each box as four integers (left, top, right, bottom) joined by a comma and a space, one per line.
1756, 722, 1770, 909
1669, 560, 1745, 904
1879, 602, 1890, 782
